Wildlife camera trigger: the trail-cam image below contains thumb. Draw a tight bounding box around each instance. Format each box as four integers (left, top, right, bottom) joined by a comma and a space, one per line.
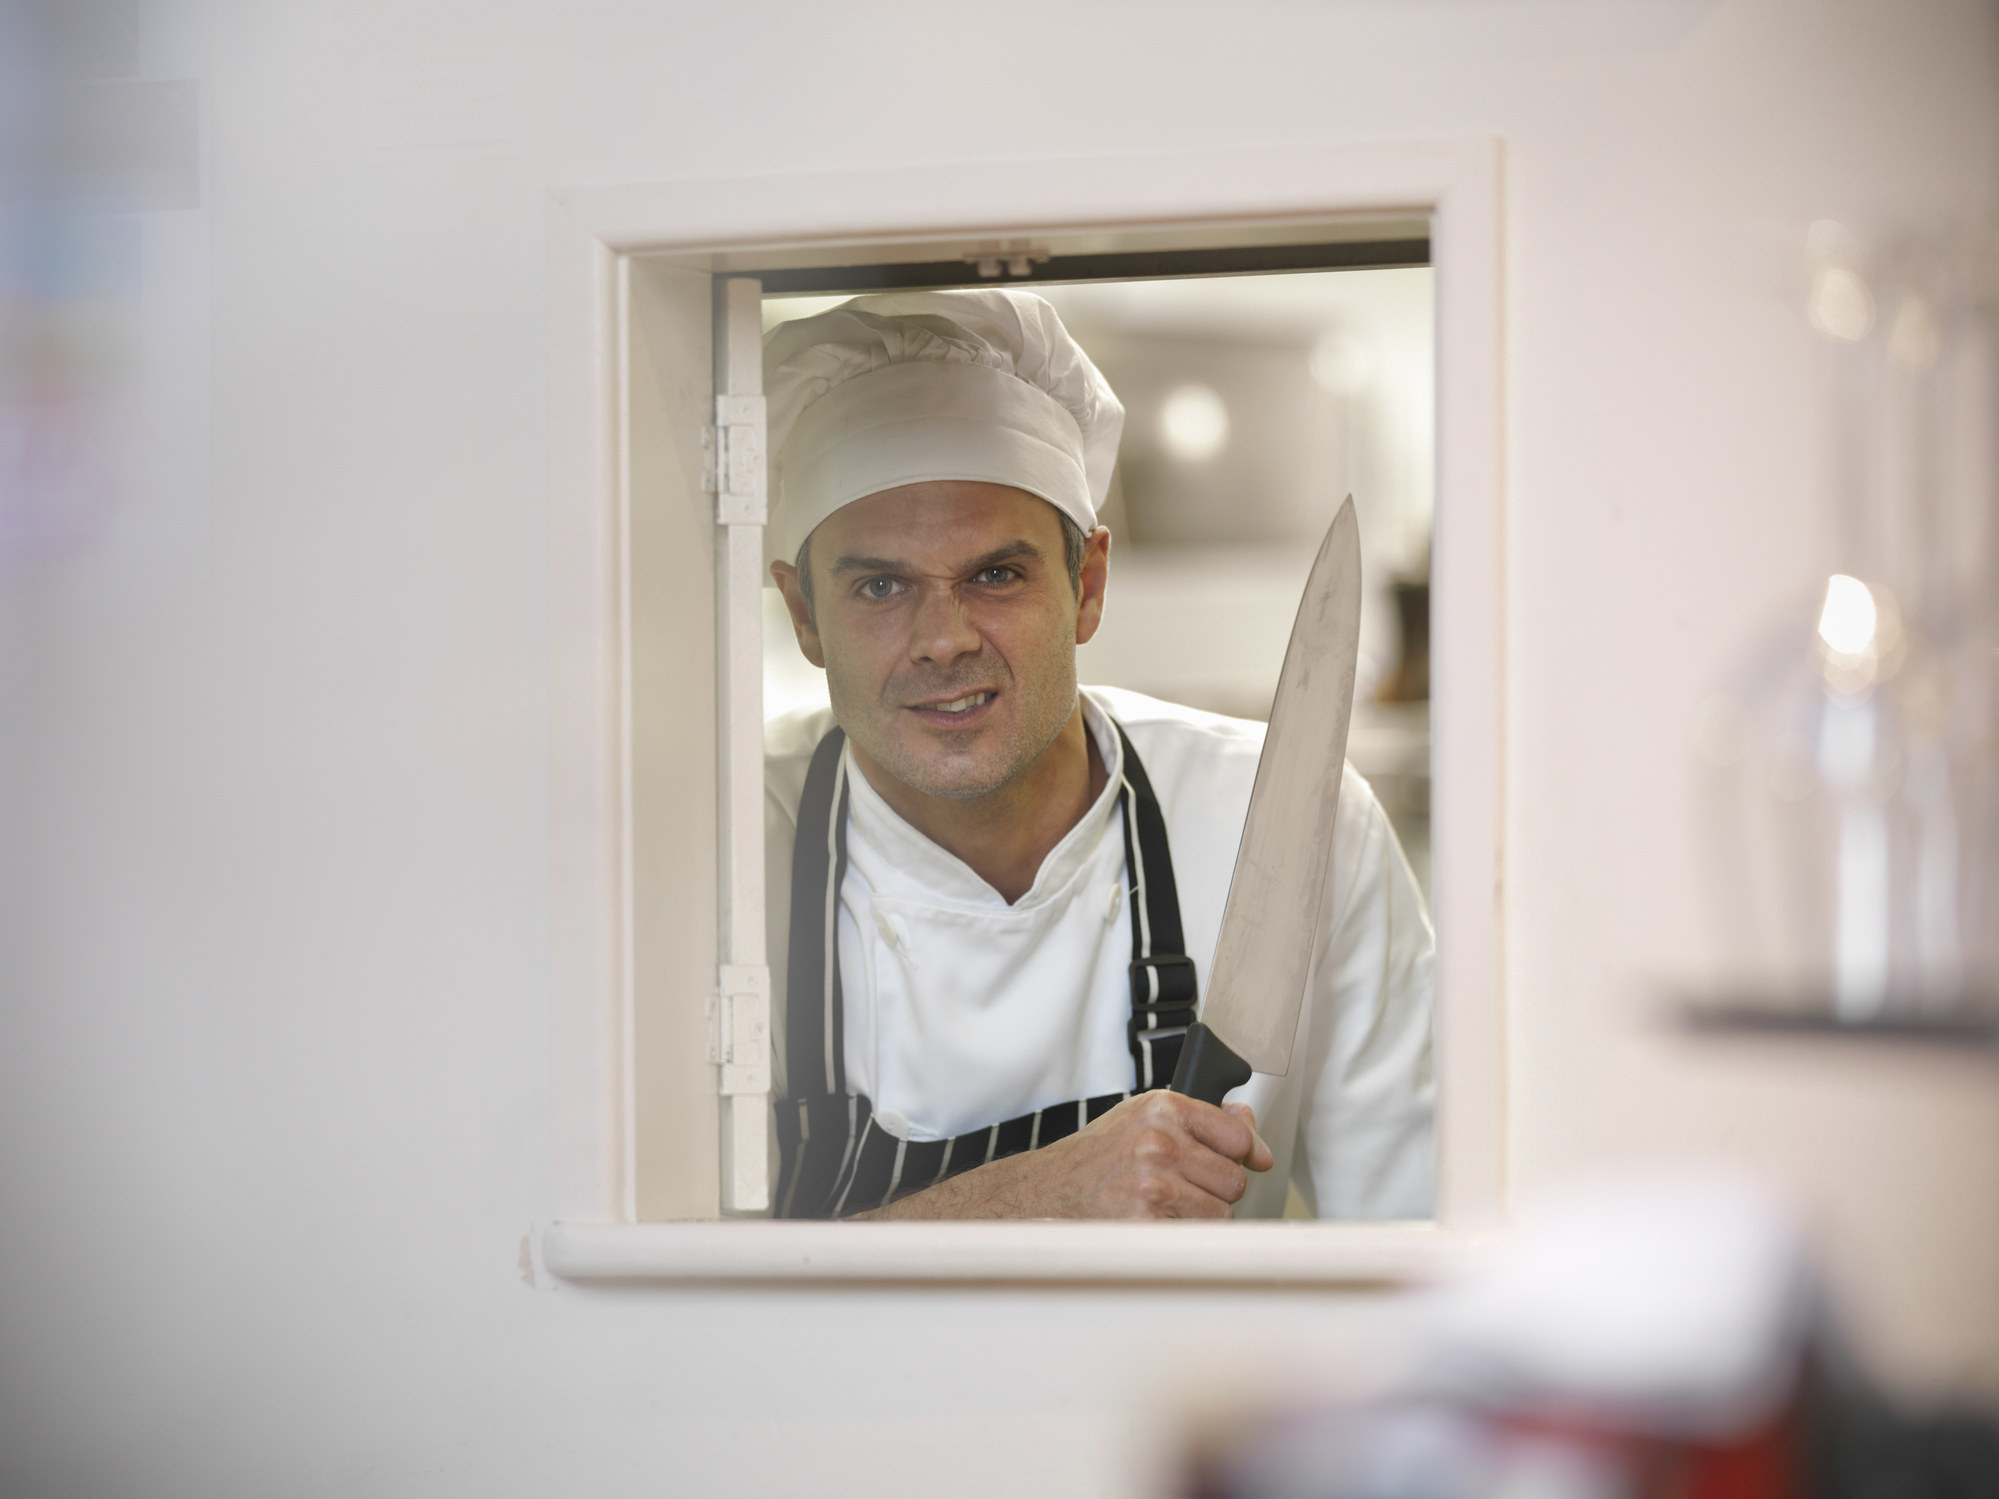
1221, 1101, 1275, 1173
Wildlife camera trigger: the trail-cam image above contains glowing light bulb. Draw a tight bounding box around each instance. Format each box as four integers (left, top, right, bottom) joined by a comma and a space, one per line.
1157, 384, 1230, 463
1809, 267, 1874, 342
1817, 574, 1877, 656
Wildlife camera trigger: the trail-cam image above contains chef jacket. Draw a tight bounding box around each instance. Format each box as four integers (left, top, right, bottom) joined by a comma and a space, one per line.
763, 685, 1435, 1219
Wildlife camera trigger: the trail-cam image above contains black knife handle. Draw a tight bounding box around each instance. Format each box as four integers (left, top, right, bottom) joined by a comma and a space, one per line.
1168, 1022, 1254, 1105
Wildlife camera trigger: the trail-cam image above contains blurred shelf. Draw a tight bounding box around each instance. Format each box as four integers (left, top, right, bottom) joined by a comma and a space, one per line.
1682, 999, 1999, 1049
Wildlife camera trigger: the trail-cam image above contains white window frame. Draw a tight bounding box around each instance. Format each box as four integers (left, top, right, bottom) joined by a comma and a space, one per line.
541, 140, 1504, 1283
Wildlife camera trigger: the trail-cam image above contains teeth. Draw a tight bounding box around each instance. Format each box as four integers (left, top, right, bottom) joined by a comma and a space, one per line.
933, 692, 991, 714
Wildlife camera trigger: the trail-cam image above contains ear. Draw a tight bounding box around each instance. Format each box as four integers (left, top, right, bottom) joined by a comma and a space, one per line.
1073, 526, 1113, 647
770, 560, 826, 668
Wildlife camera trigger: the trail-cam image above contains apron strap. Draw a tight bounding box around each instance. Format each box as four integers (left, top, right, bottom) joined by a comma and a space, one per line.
1114, 723, 1200, 1090
774, 727, 851, 1219
774, 717, 1196, 1218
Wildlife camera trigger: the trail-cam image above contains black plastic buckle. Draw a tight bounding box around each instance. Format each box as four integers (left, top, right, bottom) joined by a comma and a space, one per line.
1128, 953, 1197, 998
1126, 954, 1198, 1051
1127, 1019, 1193, 1050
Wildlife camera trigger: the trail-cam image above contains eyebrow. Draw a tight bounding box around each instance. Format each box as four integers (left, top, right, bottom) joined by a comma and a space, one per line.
827, 539, 1047, 580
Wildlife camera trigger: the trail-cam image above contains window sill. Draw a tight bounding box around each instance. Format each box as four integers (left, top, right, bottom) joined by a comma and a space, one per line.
540, 1219, 1473, 1286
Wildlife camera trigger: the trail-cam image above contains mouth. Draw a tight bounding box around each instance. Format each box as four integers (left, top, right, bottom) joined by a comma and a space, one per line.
905, 689, 997, 723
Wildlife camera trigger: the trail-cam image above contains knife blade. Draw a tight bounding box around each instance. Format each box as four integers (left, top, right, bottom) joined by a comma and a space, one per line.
1169, 497, 1364, 1104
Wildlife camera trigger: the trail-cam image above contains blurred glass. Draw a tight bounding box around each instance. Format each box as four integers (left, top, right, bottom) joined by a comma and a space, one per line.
1693, 229, 1999, 1022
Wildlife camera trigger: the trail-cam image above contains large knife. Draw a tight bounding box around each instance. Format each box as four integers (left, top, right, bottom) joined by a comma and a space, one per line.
1170, 497, 1364, 1104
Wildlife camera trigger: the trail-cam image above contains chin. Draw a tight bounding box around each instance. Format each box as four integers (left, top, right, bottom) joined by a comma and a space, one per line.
885, 745, 1016, 801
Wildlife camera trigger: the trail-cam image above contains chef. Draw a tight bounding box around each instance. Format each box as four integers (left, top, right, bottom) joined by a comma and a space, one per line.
762, 289, 1434, 1220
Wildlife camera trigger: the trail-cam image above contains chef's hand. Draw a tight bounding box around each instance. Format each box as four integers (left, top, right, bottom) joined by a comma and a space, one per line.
849, 1094, 1274, 1220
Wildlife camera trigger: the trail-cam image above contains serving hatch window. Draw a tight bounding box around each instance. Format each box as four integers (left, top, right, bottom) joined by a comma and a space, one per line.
748, 253, 1435, 1222
539, 143, 1503, 1271
542, 151, 1502, 1263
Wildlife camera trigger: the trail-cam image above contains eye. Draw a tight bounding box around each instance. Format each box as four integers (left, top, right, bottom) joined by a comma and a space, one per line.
859, 576, 901, 600
973, 566, 1019, 586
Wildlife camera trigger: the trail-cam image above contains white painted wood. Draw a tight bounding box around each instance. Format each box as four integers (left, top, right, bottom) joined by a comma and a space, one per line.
542, 1219, 1477, 1285
546, 205, 625, 1224
714, 275, 772, 1213
546, 138, 1506, 1261
557, 143, 1463, 254
625, 256, 724, 1219
1425, 141, 1507, 1231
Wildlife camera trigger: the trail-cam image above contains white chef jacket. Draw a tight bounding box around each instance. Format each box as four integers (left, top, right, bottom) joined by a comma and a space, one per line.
763, 685, 1435, 1219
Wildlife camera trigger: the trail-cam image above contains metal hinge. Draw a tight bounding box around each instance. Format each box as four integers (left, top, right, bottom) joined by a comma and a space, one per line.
706, 963, 770, 1097
702, 394, 766, 526
963, 241, 1049, 280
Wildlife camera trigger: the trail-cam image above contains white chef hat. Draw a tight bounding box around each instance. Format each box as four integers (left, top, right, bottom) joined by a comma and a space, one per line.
761, 289, 1123, 570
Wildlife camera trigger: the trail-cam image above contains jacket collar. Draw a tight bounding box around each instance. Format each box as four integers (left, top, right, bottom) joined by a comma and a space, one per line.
842, 690, 1125, 911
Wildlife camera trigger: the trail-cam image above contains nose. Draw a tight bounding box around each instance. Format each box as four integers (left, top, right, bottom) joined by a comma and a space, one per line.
908, 582, 983, 668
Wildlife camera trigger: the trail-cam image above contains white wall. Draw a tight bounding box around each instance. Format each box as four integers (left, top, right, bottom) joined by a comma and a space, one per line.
5, 1, 1997, 1494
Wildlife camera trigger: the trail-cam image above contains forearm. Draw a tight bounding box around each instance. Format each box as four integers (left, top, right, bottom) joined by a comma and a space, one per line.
844, 1152, 1042, 1220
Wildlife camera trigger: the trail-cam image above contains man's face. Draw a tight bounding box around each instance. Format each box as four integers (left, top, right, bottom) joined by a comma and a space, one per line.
772, 481, 1109, 803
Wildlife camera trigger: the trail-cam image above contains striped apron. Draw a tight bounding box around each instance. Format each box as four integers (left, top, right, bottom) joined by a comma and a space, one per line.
773, 722, 1198, 1219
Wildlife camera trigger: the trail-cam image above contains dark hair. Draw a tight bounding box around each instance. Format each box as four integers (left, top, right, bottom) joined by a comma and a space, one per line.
794, 508, 1088, 620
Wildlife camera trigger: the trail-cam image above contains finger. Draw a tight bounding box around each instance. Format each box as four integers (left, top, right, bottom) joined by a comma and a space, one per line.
1178, 1097, 1260, 1166
1220, 1101, 1275, 1172
1246, 1131, 1274, 1173
1127, 1104, 1252, 1206
1173, 1136, 1257, 1205
1154, 1174, 1238, 1219
1174, 1191, 1237, 1221
1119, 1128, 1240, 1218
